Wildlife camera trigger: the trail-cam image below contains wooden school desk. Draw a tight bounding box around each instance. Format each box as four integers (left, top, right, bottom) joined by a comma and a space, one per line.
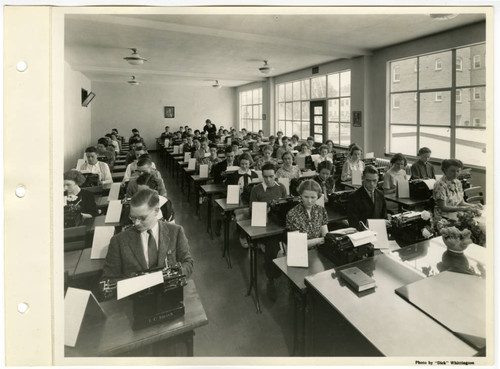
65, 279, 208, 357
200, 183, 227, 238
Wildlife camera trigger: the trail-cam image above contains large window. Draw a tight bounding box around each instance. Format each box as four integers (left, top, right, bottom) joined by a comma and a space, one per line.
389, 43, 486, 167
240, 88, 262, 132
275, 70, 351, 144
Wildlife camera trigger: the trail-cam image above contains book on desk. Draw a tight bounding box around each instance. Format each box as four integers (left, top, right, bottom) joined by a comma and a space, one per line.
339, 266, 376, 292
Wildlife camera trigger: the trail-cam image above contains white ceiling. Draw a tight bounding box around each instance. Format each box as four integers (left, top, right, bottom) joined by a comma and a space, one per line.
65, 11, 485, 88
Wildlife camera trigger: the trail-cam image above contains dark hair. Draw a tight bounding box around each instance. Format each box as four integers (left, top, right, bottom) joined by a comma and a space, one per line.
297, 179, 322, 196
130, 188, 159, 209
390, 153, 407, 166
282, 136, 289, 142
319, 144, 329, 152
269, 135, 276, 140
276, 131, 283, 135
112, 128, 118, 133
209, 143, 218, 150
132, 128, 139, 133
441, 159, 463, 172
136, 173, 158, 191
281, 151, 293, 160
97, 137, 108, 146
194, 129, 200, 134
363, 165, 379, 176
317, 161, 334, 173
292, 134, 299, 140
238, 152, 253, 165
262, 145, 274, 153
64, 169, 86, 186
137, 154, 152, 167
205, 119, 211, 123
105, 133, 112, 138
225, 146, 234, 154
418, 147, 432, 156
325, 139, 333, 146
307, 136, 314, 141
261, 162, 276, 173
349, 144, 362, 156
85, 146, 98, 154
165, 126, 169, 130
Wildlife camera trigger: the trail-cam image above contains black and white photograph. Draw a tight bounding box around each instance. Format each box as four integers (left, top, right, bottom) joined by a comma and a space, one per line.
3, 4, 496, 367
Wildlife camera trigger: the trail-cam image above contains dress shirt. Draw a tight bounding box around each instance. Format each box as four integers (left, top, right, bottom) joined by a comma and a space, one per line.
140, 222, 159, 268
79, 161, 112, 184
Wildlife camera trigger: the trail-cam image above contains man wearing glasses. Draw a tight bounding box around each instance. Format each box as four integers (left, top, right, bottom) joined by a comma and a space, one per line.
101, 189, 194, 280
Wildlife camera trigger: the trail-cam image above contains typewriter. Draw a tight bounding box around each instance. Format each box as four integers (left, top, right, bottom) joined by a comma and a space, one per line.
390, 211, 432, 246
100, 263, 187, 330
326, 189, 354, 212
319, 228, 375, 266
409, 179, 433, 200
269, 196, 301, 226
81, 173, 99, 188
64, 205, 83, 228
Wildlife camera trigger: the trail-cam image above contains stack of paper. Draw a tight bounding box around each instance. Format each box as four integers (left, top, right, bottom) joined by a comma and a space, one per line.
347, 230, 377, 247
352, 169, 362, 186
199, 164, 209, 178
286, 232, 308, 268
184, 152, 191, 162
90, 226, 115, 259
172, 145, 180, 154
105, 200, 123, 223
187, 158, 196, 170
226, 185, 240, 205
251, 202, 267, 227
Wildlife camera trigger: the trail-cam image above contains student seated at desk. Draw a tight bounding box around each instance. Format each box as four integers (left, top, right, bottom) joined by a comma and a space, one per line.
296, 142, 311, 157
160, 125, 173, 140
64, 169, 99, 218
250, 135, 264, 154
433, 159, 479, 220
125, 142, 146, 165
111, 128, 122, 143
181, 134, 194, 153
341, 144, 365, 181
411, 147, 436, 180
126, 156, 165, 197
79, 146, 113, 185
255, 145, 279, 171
249, 162, 287, 301
128, 128, 147, 148
132, 173, 175, 223
199, 143, 221, 172
276, 151, 301, 179
383, 153, 408, 195
108, 133, 121, 153
123, 154, 157, 184
227, 152, 259, 190
275, 136, 291, 161
231, 141, 244, 157
286, 179, 328, 248
325, 139, 336, 159
211, 146, 236, 184
96, 137, 115, 171
101, 189, 193, 280
313, 161, 336, 198
313, 144, 333, 170
194, 137, 210, 164
290, 134, 300, 150
306, 136, 316, 154
347, 165, 388, 231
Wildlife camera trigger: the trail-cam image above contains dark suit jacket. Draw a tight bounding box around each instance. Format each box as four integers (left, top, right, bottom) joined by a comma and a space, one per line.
211, 159, 230, 184
347, 187, 387, 231
102, 221, 194, 280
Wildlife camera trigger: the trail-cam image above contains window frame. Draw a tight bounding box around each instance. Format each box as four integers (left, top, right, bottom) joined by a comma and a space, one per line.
473, 54, 481, 69
239, 88, 263, 133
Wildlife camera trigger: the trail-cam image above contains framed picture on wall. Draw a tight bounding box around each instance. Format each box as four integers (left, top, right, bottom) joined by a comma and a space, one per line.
353, 111, 362, 127
164, 106, 175, 118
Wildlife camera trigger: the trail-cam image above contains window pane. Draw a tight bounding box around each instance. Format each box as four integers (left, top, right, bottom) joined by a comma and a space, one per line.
314, 106, 322, 114
328, 73, 339, 98
301, 102, 309, 120
420, 126, 450, 159
293, 81, 301, 101
420, 91, 451, 126
314, 116, 322, 124
328, 99, 339, 122
241, 92, 246, 106
455, 88, 485, 127
293, 102, 301, 120
301, 122, 310, 139
390, 125, 417, 156
286, 122, 293, 137
340, 98, 350, 122
278, 121, 285, 133
301, 80, 310, 100
315, 125, 323, 134
285, 103, 293, 120
340, 71, 351, 97
340, 123, 351, 146
278, 84, 285, 102
456, 128, 486, 167
257, 89, 262, 104
293, 122, 301, 138
456, 44, 486, 87
419, 51, 452, 89
285, 83, 293, 101
253, 105, 259, 122
390, 92, 417, 124
328, 123, 340, 144
278, 103, 285, 120
390, 58, 417, 92
246, 105, 252, 119
314, 134, 323, 142
311, 76, 326, 99
252, 89, 258, 104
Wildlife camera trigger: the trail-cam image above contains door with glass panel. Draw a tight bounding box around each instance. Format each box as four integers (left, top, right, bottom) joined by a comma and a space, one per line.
310, 101, 326, 142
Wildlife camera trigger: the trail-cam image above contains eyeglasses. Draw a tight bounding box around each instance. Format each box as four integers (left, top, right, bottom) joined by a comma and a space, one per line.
129, 208, 157, 222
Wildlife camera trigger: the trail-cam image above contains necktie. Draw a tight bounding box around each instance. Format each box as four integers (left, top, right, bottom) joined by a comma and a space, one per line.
147, 229, 158, 269
370, 191, 375, 203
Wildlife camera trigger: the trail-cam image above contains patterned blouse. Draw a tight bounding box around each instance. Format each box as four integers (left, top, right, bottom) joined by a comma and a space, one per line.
286, 203, 328, 239
433, 176, 464, 219
341, 159, 365, 181
276, 165, 301, 179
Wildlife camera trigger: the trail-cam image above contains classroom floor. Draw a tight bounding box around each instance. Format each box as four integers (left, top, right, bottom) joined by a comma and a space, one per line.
153, 152, 295, 356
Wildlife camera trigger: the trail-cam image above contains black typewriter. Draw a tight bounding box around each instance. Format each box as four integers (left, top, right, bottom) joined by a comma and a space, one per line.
81, 173, 99, 188
390, 211, 432, 247
64, 205, 83, 228
269, 196, 301, 226
319, 228, 374, 266
100, 263, 187, 330
326, 189, 354, 212
409, 179, 433, 200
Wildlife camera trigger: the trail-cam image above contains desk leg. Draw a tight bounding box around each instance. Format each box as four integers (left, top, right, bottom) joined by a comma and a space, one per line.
222, 212, 232, 268
187, 177, 191, 202
206, 195, 213, 239
195, 184, 200, 217
185, 331, 194, 357
180, 169, 185, 193
247, 241, 262, 314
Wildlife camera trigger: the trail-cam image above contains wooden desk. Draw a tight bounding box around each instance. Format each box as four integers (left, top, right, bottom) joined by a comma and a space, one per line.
83, 183, 112, 195
183, 167, 196, 201
200, 183, 227, 238
113, 164, 126, 172
112, 172, 125, 182
237, 219, 286, 313
304, 254, 478, 356
65, 250, 83, 279
65, 279, 208, 357
70, 248, 106, 294
190, 175, 212, 217
214, 198, 249, 268
273, 249, 334, 355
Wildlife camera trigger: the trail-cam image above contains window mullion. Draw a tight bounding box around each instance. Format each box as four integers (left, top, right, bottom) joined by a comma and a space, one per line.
450, 49, 457, 158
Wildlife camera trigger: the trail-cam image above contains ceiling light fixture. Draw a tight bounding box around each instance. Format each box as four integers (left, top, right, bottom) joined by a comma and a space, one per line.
123, 48, 147, 65
429, 14, 459, 21
127, 75, 140, 86
212, 80, 222, 88
259, 60, 274, 75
